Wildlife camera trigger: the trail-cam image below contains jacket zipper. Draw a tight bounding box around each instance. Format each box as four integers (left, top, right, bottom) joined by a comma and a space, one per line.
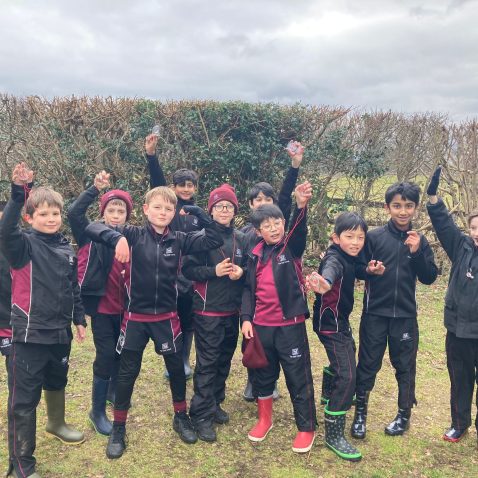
154, 242, 160, 314
393, 238, 401, 318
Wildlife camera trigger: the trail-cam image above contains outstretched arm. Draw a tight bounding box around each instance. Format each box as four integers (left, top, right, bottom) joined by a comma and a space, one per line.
145, 134, 167, 188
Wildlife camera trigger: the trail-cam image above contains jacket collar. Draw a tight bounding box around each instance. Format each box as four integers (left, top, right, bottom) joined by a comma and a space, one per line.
328, 243, 357, 262
386, 219, 412, 237
147, 222, 175, 242
31, 228, 68, 245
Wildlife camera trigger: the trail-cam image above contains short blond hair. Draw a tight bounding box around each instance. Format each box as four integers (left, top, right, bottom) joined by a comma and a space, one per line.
145, 186, 177, 206
25, 187, 63, 216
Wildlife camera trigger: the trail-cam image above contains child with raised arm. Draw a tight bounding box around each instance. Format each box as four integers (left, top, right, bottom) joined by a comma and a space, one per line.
0, 201, 12, 368
426, 167, 478, 443
351, 182, 438, 440
145, 133, 201, 379
307, 212, 384, 462
241, 182, 317, 454
241, 141, 305, 401
182, 184, 248, 442
85, 186, 223, 459
67, 171, 133, 436
1, 163, 86, 478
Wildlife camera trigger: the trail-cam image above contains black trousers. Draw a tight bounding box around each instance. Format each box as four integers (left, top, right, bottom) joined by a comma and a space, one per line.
114, 320, 186, 412
178, 294, 194, 334
91, 313, 121, 380
318, 329, 356, 412
356, 313, 419, 409
8, 342, 71, 477
446, 331, 478, 431
189, 313, 239, 422
253, 322, 317, 432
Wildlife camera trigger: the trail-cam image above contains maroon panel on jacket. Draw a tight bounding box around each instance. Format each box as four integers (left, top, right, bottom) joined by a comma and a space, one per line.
11, 262, 32, 317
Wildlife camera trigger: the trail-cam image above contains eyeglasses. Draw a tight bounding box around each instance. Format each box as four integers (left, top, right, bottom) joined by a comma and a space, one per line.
213, 204, 235, 212
260, 219, 283, 232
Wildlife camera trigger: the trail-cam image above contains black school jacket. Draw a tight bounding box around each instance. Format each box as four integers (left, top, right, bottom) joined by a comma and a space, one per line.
313, 244, 358, 334
0, 184, 86, 344
0, 230, 12, 331
182, 224, 248, 314
241, 207, 309, 323
361, 219, 438, 319
85, 219, 223, 318
427, 198, 478, 338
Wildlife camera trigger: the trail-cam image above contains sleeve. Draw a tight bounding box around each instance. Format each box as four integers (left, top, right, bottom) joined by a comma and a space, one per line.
0, 183, 32, 269
354, 240, 373, 280
67, 185, 99, 246
410, 235, 438, 285
146, 154, 168, 188
85, 222, 139, 248
179, 221, 224, 255
320, 255, 344, 285
72, 260, 86, 327
182, 252, 217, 282
278, 166, 299, 229
426, 198, 466, 262
286, 206, 308, 258
240, 256, 255, 323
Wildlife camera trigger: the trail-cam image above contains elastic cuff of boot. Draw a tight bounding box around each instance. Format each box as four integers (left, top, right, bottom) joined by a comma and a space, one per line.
323, 366, 335, 376
258, 395, 273, 400
325, 406, 346, 416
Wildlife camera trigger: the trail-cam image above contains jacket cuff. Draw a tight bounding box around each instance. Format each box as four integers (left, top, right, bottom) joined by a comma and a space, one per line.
240, 315, 252, 324
73, 316, 87, 327
11, 183, 33, 203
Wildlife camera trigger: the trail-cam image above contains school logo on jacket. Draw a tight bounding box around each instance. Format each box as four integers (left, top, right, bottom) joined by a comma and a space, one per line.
164, 247, 175, 257
277, 254, 289, 265
69, 256, 75, 266
193, 217, 199, 226
236, 248, 242, 257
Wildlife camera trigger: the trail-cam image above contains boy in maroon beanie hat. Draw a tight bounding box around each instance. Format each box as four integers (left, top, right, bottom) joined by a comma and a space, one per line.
68, 171, 133, 437
182, 183, 248, 442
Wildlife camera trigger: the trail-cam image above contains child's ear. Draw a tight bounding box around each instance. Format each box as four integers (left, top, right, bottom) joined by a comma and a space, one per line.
331, 232, 340, 245
142, 204, 149, 215
384, 204, 390, 213
24, 213, 33, 225
255, 229, 262, 238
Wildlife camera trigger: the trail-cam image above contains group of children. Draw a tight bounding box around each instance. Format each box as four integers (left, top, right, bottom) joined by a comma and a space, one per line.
0, 131, 477, 476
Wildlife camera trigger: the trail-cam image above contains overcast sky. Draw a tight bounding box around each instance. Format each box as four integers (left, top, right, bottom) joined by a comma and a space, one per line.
1, 0, 477, 121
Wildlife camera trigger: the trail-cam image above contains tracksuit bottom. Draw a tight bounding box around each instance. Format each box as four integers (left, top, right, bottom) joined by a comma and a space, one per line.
446, 331, 478, 431
356, 313, 419, 409
252, 322, 317, 431
318, 329, 356, 411
91, 313, 121, 380
189, 313, 239, 422
8, 341, 71, 478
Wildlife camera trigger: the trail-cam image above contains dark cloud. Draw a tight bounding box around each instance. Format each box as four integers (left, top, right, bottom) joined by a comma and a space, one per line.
0, 0, 476, 120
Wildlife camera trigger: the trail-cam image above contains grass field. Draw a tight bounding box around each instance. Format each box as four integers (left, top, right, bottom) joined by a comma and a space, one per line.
1, 277, 477, 477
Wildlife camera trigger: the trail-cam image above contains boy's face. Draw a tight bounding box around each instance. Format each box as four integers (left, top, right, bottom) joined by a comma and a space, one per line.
103, 200, 127, 227
143, 196, 176, 232
173, 181, 196, 201
469, 217, 478, 246
211, 200, 235, 226
385, 194, 417, 231
26, 202, 62, 234
257, 217, 285, 245
249, 192, 274, 210
332, 227, 366, 256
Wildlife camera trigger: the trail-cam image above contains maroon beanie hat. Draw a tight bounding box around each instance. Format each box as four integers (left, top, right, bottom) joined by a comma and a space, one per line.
207, 184, 239, 213
100, 189, 133, 220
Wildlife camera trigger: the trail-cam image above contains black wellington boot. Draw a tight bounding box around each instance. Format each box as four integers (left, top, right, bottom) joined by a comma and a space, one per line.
89, 375, 113, 436
385, 408, 411, 436
324, 407, 362, 462
351, 391, 369, 439
321, 366, 335, 405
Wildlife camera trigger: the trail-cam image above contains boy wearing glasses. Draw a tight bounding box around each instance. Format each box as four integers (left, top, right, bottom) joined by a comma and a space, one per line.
240, 182, 317, 453
182, 184, 248, 442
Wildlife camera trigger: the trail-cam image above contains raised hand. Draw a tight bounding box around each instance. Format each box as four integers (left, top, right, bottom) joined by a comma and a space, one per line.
145, 134, 159, 156
295, 181, 313, 209
94, 170, 110, 191
427, 166, 442, 196
286, 140, 305, 168
12, 162, 34, 186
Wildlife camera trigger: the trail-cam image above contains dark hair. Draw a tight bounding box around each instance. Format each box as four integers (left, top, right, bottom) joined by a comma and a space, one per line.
334, 212, 368, 236
247, 182, 277, 204
385, 182, 421, 206
0, 201, 6, 212
467, 210, 478, 226
172, 168, 198, 186
250, 204, 284, 229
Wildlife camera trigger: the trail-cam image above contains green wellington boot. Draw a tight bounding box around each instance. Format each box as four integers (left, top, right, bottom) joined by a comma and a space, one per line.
324, 406, 362, 462
321, 366, 335, 405
44, 389, 85, 445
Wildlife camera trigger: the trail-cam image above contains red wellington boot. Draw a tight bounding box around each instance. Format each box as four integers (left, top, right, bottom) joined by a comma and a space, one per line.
248, 396, 273, 442
292, 431, 316, 453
